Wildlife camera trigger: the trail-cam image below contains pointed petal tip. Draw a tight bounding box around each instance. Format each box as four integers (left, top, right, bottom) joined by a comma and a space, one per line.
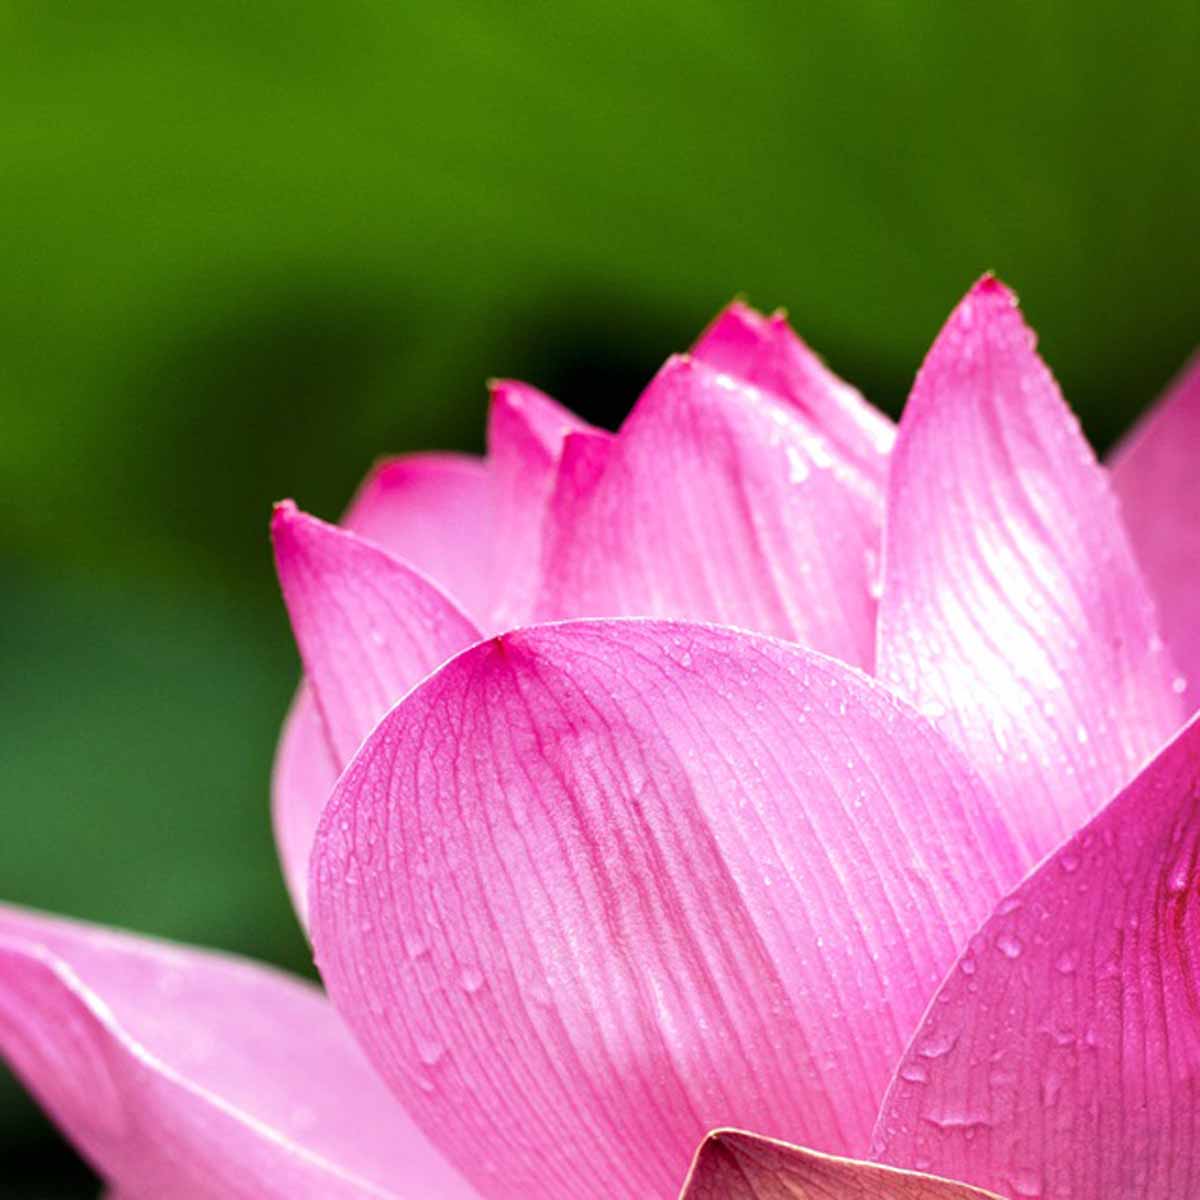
271, 497, 299, 525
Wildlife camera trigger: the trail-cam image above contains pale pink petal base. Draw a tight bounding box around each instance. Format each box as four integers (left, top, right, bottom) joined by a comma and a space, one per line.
311, 620, 1022, 1200
877, 276, 1184, 865
1109, 352, 1200, 712
873, 713, 1200, 1200
680, 1130, 1000, 1199
0, 903, 475, 1200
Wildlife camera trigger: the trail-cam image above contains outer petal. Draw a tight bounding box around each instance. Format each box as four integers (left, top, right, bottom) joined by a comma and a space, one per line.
1109, 352, 1200, 713
485, 380, 599, 628
876, 276, 1184, 865
691, 301, 895, 479
342, 452, 492, 627
872, 712, 1200, 1199
0, 903, 476, 1200
311, 620, 1023, 1200
536, 358, 883, 669
679, 1130, 999, 1199
272, 502, 481, 768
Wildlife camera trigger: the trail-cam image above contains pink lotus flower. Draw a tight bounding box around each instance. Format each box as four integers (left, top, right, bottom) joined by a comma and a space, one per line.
2, 277, 1197, 1199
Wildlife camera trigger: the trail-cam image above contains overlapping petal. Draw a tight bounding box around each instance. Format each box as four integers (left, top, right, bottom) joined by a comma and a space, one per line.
0, 903, 476, 1200
691, 301, 895, 480
485, 380, 600, 628
341, 453, 492, 626
679, 1130, 999, 1199
1109, 352, 1200, 713
271, 504, 482, 926
272, 453, 493, 925
876, 276, 1184, 865
872, 712, 1200, 1199
272, 502, 481, 767
536, 359, 883, 669
311, 619, 1022, 1200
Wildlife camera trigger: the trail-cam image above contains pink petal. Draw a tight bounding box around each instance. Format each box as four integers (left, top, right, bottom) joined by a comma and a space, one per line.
876, 276, 1185, 866
486, 380, 600, 628
873, 710, 1200, 1198
342, 452, 492, 627
310, 619, 1023, 1200
536, 358, 884, 669
271, 684, 339, 924
691, 301, 895, 479
1109, 352, 1200, 713
272, 502, 481, 768
0, 903, 476, 1200
679, 1129, 1000, 1199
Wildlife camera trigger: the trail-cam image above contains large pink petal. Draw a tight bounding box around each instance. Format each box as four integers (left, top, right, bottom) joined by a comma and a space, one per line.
679, 1130, 999, 1199
342, 452, 492, 627
0, 903, 476, 1200
691, 301, 895, 481
872, 711, 1200, 1199
311, 620, 1023, 1200
876, 276, 1185, 865
485, 380, 599, 628
536, 358, 883, 669
272, 502, 481, 768
1109, 352, 1200, 714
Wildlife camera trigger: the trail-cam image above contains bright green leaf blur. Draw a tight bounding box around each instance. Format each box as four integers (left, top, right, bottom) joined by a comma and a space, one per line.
1, 2, 1196, 1193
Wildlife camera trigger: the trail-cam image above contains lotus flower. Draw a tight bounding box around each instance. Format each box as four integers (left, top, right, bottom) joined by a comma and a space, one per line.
2, 277, 1197, 1200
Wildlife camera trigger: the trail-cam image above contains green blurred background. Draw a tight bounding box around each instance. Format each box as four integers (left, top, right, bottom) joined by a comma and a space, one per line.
1, 2, 1197, 1195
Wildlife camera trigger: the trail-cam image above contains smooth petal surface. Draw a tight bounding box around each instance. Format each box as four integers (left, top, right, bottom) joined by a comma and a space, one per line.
873, 712, 1200, 1199
486, 380, 599, 628
272, 502, 481, 768
680, 1130, 999, 1199
311, 620, 1023, 1200
536, 358, 883, 669
691, 301, 895, 480
0, 903, 476, 1200
341, 452, 493, 626
877, 276, 1184, 864
1109, 352, 1200, 713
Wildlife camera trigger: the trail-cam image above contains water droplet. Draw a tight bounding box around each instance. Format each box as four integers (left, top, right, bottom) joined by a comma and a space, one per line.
415, 1036, 446, 1067
403, 932, 431, 961
1055, 948, 1079, 975
1007, 1167, 1043, 1197
900, 1062, 929, 1084
918, 1030, 958, 1059
996, 933, 1023, 959
459, 966, 485, 994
